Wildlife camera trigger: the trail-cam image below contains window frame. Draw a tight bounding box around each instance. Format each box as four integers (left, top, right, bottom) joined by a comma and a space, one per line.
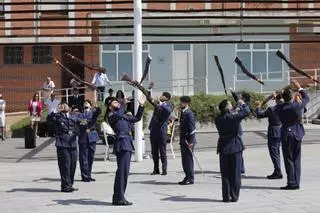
3, 46, 24, 65
0, 0, 4, 17
32, 46, 52, 64
39, 0, 69, 16
235, 43, 284, 81
100, 44, 150, 81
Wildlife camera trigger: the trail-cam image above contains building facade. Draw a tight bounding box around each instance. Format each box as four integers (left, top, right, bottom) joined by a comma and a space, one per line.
0, 1, 319, 111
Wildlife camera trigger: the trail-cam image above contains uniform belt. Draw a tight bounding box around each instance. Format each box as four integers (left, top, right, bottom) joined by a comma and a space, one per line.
270, 125, 281, 128
117, 133, 130, 137
219, 134, 237, 139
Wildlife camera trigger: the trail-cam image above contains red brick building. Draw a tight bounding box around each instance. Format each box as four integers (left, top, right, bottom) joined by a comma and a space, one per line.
0, 1, 319, 111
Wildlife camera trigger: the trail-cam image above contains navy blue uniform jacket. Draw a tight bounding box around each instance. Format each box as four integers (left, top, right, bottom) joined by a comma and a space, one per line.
215, 104, 250, 154
179, 108, 196, 145
275, 89, 309, 142
54, 112, 78, 148
255, 105, 282, 139
77, 107, 102, 144
108, 106, 144, 152
148, 102, 173, 133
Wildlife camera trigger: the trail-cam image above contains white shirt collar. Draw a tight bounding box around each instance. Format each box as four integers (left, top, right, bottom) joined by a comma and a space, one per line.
182, 107, 189, 113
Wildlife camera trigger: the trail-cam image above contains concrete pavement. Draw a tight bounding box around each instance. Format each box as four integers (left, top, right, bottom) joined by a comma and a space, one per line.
1, 129, 320, 212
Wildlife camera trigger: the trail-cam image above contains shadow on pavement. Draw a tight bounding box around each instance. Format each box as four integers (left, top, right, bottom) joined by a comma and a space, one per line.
195, 170, 220, 175
52, 199, 113, 206
129, 172, 153, 176
131, 180, 178, 185
241, 175, 267, 180
242, 185, 280, 190
160, 195, 221, 203
33, 178, 60, 183
6, 188, 60, 193
92, 171, 111, 175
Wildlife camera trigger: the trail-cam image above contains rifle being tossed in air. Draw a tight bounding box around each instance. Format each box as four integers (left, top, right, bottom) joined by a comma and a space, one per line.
50, 57, 96, 90
121, 55, 157, 107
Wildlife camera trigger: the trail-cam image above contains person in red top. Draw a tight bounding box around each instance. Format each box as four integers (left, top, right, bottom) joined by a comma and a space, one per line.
28, 93, 43, 137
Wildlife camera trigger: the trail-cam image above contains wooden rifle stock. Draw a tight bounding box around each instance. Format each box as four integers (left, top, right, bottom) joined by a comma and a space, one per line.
140, 55, 152, 84
51, 57, 96, 90
121, 74, 157, 108
235, 57, 265, 85
276, 50, 320, 84
65, 52, 106, 73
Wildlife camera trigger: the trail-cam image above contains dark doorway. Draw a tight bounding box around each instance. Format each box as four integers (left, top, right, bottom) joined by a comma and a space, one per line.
61, 46, 85, 106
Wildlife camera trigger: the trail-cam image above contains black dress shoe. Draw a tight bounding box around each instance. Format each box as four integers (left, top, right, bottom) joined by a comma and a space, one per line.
161, 169, 167, 176
89, 178, 96, 182
178, 179, 194, 185
280, 185, 299, 190
231, 198, 238, 202
267, 174, 283, 179
82, 179, 91, 182
151, 170, 160, 175
61, 188, 73, 193
112, 200, 133, 206
71, 187, 78, 191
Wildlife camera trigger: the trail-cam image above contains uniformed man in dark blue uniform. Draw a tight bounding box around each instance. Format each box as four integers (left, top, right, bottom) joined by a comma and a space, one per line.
275, 80, 309, 190
77, 100, 101, 182
54, 102, 79, 193
230, 90, 251, 174
178, 96, 197, 185
149, 92, 173, 176
215, 98, 250, 202
255, 93, 283, 179
107, 96, 145, 206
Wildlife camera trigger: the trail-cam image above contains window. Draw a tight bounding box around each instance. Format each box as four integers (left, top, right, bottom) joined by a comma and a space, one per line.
39, 0, 68, 16
4, 47, 24, 64
101, 44, 150, 81
174, 44, 191, 51
236, 43, 283, 80
0, 0, 4, 17
32, 46, 52, 64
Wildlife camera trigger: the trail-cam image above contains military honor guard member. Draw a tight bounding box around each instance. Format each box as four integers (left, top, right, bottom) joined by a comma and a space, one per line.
178, 96, 197, 185
107, 96, 145, 206
215, 98, 250, 202
149, 92, 173, 176
275, 80, 309, 190
230, 90, 251, 174
255, 93, 283, 179
54, 102, 78, 193
77, 100, 101, 182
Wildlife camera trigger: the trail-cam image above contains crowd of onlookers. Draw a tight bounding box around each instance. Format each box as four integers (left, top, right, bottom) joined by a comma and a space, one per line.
26, 72, 123, 138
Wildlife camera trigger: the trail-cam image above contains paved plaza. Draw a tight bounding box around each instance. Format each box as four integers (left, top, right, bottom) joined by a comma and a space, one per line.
1, 124, 320, 213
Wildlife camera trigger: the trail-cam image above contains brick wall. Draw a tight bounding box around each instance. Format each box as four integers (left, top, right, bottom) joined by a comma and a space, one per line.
0, 46, 62, 112
290, 25, 320, 86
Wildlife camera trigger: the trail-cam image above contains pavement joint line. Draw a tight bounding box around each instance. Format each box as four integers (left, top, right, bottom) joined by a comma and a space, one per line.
16, 138, 55, 163
252, 131, 268, 139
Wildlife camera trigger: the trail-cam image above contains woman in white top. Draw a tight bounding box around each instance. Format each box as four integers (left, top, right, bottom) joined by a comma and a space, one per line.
0, 94, 6, 140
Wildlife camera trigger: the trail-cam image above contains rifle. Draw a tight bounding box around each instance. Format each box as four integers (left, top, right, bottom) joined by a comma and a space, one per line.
65, 52, 106, 73
235, 57, 265, 85
121, 74, 157, 108
276, 50, 320, 84
50, 57, 96, 90
214, 55, 228, 96
140, 55, 152, 84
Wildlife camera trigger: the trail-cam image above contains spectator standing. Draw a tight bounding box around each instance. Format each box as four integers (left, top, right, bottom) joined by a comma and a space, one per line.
28, 93, 43, 137
46, 93, 60, 137
0, 94, 6, 140
91, 71, 111, 102
42, 77, 55, 104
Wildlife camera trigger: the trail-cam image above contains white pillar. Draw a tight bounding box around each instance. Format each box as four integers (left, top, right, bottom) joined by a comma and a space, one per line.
133, 0, 143, 162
